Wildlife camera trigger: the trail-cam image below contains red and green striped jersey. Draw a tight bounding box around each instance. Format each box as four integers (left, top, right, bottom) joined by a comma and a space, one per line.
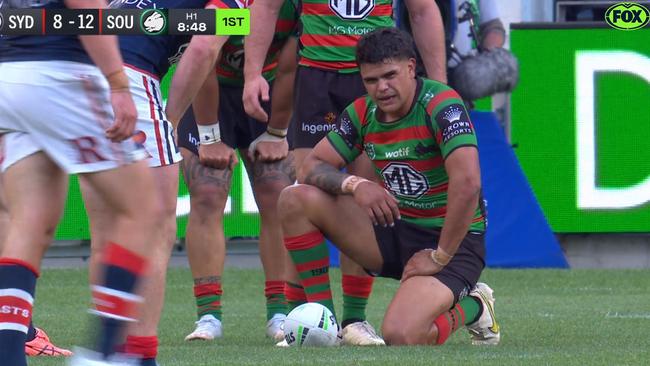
327, 78, 487, 231
216, 0, 299, 85
300, 0, 394, 73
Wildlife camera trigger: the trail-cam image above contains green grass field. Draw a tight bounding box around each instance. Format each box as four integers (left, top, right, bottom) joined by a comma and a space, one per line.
29, 268, 650, 365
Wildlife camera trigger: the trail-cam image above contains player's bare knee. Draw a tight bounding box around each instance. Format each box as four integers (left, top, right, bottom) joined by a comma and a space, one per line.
252, 182, 287, 213
277, 185, 313, 222
382, 311, 430, 345
382, 323, 426, 345
189, 184, 229, 216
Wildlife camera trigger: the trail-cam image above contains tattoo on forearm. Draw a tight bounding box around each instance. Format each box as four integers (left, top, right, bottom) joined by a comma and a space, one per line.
193, 276, 221, 285
304, 162, 348, 195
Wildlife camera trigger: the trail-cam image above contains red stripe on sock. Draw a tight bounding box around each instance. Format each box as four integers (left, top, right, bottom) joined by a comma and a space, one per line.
307, 289, 333, 302
301, 273, 330, 287
125, 335, 158, 359
457, 304, 466, 325
103, 243, 147, 276
433, 314, 452, 345
0, 258, 40, 277
193, 283, 222, 297
284, 231, 324, 251
295, 258, 330, 273
92, 289, 139, 320
264, 281, 284, 296
285, 283, 307, 302
342, 275, 373, 298
0, 296, 32, 328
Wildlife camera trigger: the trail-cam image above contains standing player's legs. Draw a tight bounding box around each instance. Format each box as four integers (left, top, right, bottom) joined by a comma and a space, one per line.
226, 83, 293, 340
239, 149, 294, 341
177, 111, 231, 341
0, 165, 73, 358
0, 151, 68, 366
0, 61, 157, 365
291, 67, 381, 345
80, 160, 160, 356
82, 68, 181, 364
82, 163, 178, 364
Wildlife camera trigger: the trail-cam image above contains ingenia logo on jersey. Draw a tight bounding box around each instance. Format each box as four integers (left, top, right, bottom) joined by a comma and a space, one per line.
329, 0, 374, 20
605, 2, 649, 30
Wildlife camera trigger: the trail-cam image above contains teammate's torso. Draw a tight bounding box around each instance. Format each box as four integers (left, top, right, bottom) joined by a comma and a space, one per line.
115, 0, 214, 78
0, 0, 92, 64
332, 78, 486, 230
299, 0, 394, 72
216, 0, 299, 86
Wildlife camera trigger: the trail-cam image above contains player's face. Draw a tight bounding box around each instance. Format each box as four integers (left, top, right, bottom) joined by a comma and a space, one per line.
360, 58, 417, 120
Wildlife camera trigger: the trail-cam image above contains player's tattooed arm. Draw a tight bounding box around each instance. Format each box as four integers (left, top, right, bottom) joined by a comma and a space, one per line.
303, 161, 348, 195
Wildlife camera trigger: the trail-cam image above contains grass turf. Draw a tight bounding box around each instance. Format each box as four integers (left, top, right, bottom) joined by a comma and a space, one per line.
29, 268, 650, 365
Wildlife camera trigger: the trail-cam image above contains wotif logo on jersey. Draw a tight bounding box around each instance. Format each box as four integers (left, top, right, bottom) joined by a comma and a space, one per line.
605, 2, 649, 30
575, 50, 650, 209
329, 0, 375, 20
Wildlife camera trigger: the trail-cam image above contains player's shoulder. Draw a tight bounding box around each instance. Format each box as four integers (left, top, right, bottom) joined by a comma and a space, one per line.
419, 78, 464, 116
343, 94, 374, 126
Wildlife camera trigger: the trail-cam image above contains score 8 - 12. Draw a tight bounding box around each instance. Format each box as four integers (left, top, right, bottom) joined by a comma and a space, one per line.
52, 13, 95, 30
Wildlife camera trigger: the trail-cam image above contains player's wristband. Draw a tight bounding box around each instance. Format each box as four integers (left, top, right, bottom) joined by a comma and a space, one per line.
341, 175, 369, 194
266, 126, 288, 138
197, 122, 221, 145
430, 248, 453, 266
105, 69, 129, 92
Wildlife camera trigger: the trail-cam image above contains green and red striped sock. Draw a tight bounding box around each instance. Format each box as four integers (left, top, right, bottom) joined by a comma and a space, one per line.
284, 282, 307, 312
264, 280, 288, 320
341, 274, 374, 328
284, 231, 336, 317
194, 283, 222, 321
433, 296, 480, 344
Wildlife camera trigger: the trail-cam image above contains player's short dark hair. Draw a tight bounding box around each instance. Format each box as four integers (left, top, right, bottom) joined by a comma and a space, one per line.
356, 27, 417, 65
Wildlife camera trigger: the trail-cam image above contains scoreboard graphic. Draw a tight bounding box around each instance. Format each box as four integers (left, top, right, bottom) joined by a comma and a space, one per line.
0, 7, 249, 35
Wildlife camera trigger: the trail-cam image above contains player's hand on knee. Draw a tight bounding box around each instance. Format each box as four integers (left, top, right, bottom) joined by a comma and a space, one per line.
198, 142, 238, 170
401, 249, 443, 282
354, 182, 400, 227
243, 75, 270, 122
248, 134, 289, 162
106, 90, 138, 142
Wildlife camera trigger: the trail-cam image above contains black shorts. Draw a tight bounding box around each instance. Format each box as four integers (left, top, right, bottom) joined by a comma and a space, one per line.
177, 83, 289, 154
372, 220, 486, 303
291, 66, 367, 149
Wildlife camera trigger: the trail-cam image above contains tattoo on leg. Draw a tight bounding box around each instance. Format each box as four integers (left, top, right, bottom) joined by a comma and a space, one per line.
182, 153, 232, 191
194, 276, 221, 285
251, 154, 296, 187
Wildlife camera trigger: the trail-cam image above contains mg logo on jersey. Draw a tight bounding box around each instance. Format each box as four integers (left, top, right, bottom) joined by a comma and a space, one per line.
381, 162, 429, 198
329, 0, 375, 20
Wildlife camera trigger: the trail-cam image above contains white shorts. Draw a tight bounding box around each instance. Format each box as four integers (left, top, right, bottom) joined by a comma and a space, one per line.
0, 61, 148, 174
125, 65, 181, 167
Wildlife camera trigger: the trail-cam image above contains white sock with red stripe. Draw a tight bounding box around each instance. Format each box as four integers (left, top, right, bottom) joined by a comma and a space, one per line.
0, 258, 39, 366
92, 242, 147, 359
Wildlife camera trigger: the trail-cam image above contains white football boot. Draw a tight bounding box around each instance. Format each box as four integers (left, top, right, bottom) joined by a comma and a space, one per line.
466, 282, 501, 345
266, 313, 286, 341
341, 321, 385, 346
184, 314, 223, 341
